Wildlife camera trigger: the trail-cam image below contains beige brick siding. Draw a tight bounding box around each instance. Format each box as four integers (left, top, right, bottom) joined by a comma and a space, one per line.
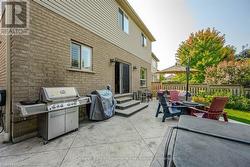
0, 34, 6, 89
10, 1, 152, 138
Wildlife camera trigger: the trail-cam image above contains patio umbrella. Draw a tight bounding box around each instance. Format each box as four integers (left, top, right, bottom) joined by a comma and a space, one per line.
157, 64, 198, 101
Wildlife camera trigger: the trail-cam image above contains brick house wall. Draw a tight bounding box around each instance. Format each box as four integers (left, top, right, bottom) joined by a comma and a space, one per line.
10, 1, 152, 139
0, 35, 6, 89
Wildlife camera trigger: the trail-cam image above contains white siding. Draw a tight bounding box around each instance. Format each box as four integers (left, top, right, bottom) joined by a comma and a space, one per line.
34, 0, 152, 63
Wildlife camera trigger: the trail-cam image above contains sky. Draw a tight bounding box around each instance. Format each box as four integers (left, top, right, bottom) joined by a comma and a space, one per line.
127, 0, 250, 70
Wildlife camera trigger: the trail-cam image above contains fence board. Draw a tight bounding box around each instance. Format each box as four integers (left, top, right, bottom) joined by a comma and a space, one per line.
151, 82, 249, 98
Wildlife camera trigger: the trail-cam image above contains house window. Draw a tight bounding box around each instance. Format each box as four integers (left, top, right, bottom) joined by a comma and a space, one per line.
152, 59, 157, 69
140, 67, 147, 87
118, 8, 129, 34
71, 41, 92, 71
141, 33, 147, 47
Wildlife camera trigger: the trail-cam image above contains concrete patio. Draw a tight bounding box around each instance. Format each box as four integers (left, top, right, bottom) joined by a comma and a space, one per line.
0, 101, 178, 167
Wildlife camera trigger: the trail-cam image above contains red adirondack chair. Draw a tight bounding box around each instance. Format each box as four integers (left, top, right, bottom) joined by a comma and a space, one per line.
169, 90, 180, 102
190, 97, 229, 122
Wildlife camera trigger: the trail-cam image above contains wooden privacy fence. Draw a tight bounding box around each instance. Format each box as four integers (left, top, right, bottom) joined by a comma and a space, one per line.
151, 82, 250, 98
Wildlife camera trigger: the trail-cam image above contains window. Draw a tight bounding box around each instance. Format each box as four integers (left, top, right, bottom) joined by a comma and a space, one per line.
141, 33, 147, 47
152, 59, 157, 69
71, 41, 92, 71
140, 67, 147, 87
118, 8, 129, 34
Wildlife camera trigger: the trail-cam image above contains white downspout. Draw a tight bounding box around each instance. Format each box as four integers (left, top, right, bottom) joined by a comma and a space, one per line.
4, 7, 12, 142
4, 34, 11, 142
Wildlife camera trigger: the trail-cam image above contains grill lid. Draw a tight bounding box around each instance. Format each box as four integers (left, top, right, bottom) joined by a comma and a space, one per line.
40, 87, 80, 102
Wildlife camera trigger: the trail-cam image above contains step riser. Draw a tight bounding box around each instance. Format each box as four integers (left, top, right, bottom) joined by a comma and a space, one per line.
116, 101, 140, 110
116, 98, 133, 104
114, 93, 133, 99
116, 104, 148, 117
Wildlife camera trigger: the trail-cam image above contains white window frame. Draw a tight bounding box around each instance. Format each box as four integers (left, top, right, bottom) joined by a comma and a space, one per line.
152, 59, 157, 69
141, 33, 147, 47
140, 67, 147, 87
118, 8, 129, 34
70, 41, 93, 71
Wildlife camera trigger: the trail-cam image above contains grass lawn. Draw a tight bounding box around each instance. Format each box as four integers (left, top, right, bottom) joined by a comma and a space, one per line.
225, 109, 250, 125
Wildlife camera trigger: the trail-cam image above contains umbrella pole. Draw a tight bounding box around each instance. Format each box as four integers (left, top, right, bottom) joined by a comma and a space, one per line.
186, 58, 190, 101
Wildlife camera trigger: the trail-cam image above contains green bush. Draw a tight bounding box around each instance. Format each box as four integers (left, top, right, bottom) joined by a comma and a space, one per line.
193, 91, 250, 111
162, 80, 183, 84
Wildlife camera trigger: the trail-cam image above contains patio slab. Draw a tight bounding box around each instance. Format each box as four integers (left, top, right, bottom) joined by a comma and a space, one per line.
0, 100, 245, 167
6, 100, 237, 166
0, 149, 68, 167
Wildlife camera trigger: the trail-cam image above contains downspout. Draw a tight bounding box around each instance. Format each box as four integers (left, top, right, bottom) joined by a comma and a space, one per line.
4, 34, 11, 142
4, 12, 12, 142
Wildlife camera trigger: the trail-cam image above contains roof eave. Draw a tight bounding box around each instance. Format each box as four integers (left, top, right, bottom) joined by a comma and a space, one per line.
151, 53, 160, 62
116, 0, 156, 42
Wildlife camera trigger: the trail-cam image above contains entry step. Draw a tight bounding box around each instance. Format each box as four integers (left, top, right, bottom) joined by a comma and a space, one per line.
114, 93, 133, 99
116, 103, 148, 117
116, 100, 140, 110
116, 97, 133, 104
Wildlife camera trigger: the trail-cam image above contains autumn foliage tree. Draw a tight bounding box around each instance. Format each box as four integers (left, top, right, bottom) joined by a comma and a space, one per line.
176, 28, 235, 83
205, 60, 250, 86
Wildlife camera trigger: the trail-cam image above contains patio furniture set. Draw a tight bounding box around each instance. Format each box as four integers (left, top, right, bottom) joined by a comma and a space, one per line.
152, 90, 250, 167
155, 90, 229, 122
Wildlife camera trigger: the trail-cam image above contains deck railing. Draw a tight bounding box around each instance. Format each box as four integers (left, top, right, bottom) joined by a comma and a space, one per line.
151, 82, 250, 98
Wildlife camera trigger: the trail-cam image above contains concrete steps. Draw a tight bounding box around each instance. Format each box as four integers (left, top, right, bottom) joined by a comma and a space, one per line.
116, 97, 133, 104
114, 93, 133, 99
116, 103, 148, 117
116, 100, 140, 110
115, 93, 148, 117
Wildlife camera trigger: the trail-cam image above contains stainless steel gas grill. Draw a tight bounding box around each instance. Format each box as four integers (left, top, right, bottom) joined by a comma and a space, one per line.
17, 87, 91, 143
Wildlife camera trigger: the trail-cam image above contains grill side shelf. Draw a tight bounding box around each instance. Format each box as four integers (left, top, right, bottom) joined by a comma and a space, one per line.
16, 103, 48, 117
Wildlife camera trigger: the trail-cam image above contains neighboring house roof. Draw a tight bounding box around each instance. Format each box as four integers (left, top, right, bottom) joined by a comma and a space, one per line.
157, 65, 198, 74
151, 53, 160, 62
116, 0, 156, 42
165, 74, 175, 80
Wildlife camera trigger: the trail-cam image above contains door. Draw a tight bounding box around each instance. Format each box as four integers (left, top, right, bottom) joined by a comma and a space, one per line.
122, 63, 130, 93
115, 62, 120, 94
115, 62, 130, 94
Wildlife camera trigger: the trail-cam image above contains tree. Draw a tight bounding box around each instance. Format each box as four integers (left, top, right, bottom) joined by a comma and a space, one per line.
236, 48, 250, 60
159, 74, 166, 82
205, 60, 250, 86
176, 28, 235, 83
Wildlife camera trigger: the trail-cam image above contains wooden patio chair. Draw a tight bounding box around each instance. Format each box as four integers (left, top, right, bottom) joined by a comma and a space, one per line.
190, 96, 229, 122
169, 90, 180, 103
156, 91, 185, 122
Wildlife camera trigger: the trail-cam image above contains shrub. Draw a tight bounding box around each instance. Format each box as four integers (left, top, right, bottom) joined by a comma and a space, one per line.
193, 91, 250, 111
205, 59, 250, 87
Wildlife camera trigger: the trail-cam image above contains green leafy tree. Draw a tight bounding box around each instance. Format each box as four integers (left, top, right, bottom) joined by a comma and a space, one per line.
159, 74, 166, 82
176, 28, 235, 83
236, 48, 250, 59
